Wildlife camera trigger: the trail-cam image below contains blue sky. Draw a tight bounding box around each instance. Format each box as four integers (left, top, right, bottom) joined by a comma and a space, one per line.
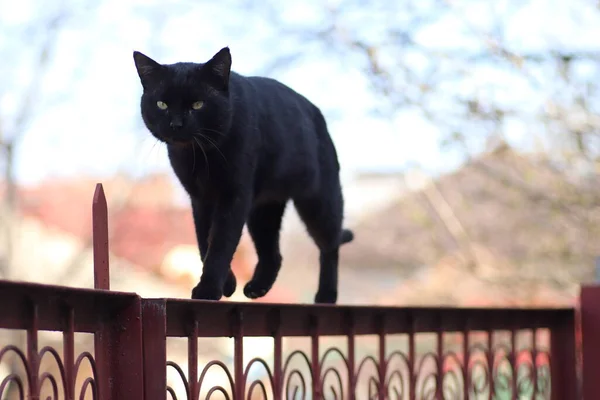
1, 0, 599, 185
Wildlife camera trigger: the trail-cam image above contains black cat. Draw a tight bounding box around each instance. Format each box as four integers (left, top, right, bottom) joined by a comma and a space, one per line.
133, 47, 353, 304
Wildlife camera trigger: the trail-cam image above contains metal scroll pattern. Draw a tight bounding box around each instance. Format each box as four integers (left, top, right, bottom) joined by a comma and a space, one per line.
0, 345, 98, 400
165, 342, 551, 399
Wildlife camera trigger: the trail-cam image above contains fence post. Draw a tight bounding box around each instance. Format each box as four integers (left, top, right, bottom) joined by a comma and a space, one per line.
580, 285, 600, 399
92, 182, 111, 399
92, 183, 145, 399
550, 311, 578, 400
107, 296, 145, 399
142, 299, 168, 400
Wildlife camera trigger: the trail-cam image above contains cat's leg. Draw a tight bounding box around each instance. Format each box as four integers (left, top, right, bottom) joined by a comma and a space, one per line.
244, 201, 287, 299
293, 189, 344, 304
191, 194, 250, 301
191, 201, 237, 297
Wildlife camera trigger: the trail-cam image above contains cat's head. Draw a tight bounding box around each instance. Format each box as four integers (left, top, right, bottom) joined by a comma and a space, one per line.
133, 47, 233, 146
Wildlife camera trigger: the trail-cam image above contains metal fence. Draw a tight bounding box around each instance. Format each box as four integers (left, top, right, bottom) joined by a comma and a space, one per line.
0, 183, 591, 399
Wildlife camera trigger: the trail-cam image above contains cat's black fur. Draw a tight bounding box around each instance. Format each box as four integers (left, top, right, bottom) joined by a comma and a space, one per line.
133, 47, 353, 304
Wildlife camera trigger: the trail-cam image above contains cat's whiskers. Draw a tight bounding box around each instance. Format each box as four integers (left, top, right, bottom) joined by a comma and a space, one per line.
146, 139, 159, 158
193, 136, 210, 178
142, 138, 161, 167
192, 132, 228, 165
191, 140, 196, 172
200, 127, 226, 137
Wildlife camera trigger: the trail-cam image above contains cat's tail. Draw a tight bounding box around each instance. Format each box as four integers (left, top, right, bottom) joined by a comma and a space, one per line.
340, 229, 354, 245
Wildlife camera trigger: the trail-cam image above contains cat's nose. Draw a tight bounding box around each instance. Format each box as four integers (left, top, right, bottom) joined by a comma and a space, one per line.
170, 118, 183, 129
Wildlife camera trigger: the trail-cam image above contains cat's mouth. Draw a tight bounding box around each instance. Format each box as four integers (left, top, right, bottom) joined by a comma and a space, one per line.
156, 134, 194, 146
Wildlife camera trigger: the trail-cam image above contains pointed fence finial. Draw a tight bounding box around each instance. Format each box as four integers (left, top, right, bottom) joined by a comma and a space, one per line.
93, 183, 109, 290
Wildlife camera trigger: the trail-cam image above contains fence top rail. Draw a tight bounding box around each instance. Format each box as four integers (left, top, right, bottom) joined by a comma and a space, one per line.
0, 279, 138, 332
154, 298, 574, 338
0, 279, 575, 336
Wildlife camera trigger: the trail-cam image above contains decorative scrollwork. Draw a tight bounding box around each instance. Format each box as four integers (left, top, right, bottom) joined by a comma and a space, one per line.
0, 345, 30, 400
73, 351, 99, 400
38, 346, 67, 399
356, 355, 380, 400
166, 358, 236, 400
79, 377, 97, 400
319, 347, 349, 400
196, 360, 235, 400
161, 335, 552, 400
415, 352, 438, 400
282, 350, 313, 400
535, 350, 551, 398
166, 361, 189, 400
0, 344, 98, 400
385, 351, 411, 400
442, 351, 464, 400
0, 373, 26, 400
243, 357, 274, 399
515, 349, 536, 397
468, 343, 491, 398
492, 343, 513, 397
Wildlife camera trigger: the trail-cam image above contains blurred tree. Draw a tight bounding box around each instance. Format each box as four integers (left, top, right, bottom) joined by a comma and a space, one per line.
0, 1, 172, 396
256, 0, 600, 176
0, 0, 101, 279
251, 0, 600, 271
0, 2, 81, 394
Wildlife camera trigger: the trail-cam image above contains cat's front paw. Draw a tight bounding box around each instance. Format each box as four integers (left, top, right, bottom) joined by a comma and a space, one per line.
223, 270, 237, 298
243, 279, 272, 299
314, 290, 337, 304
191, 281, 223, 301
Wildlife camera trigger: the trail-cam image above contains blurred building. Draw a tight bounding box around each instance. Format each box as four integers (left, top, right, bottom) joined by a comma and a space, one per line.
340, 144, 597, 307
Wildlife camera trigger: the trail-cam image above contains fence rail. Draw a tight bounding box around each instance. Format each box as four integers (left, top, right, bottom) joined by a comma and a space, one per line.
143, 298, 575, 400
0, 183, 588, 399
0, 280, 144, 399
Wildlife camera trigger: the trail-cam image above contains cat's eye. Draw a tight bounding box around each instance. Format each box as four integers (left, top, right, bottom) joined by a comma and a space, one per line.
192, 101, 204, 110
156, 101, 168, 110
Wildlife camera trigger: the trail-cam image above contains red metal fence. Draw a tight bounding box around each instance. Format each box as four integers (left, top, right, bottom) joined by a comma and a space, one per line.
0, 183, 595, 399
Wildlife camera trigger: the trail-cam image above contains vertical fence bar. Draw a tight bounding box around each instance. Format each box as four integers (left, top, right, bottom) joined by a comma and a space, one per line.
575, 293, 584, 398
27, 302, 39, 399
142, 300, 168, 400
487, 329, 494, 400
377, 315, 386, 400
63, 306, 75, 400
310, 315, 321, 400
233, 309, 245, 400
272, 310, 283, 400
436, 325, 443, 400
532, 329, 538, 399
409, 316, 416, 400
189, 320, 199, 400
462, 326, 469, 400
510, 327, 517, 400
346, 311, 356, 400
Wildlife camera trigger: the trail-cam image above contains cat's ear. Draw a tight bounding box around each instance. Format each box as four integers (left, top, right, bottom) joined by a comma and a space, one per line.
202, 47, 232, 91
133, 51, 164, 88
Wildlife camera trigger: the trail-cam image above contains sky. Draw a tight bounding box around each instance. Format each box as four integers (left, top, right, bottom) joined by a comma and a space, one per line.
1, 0, 599, 185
